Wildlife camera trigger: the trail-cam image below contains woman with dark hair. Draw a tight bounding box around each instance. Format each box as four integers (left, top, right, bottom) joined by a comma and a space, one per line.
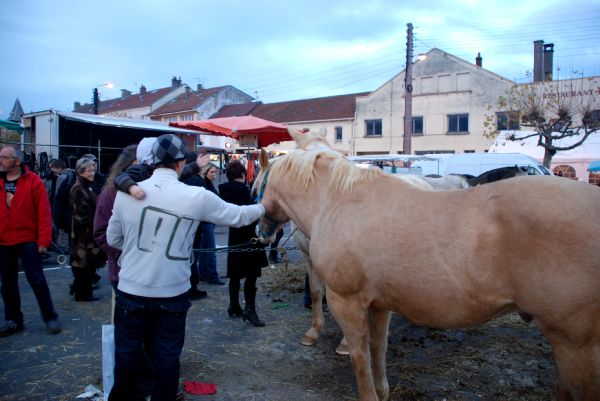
93, 144, 138, 289
70, 157, 106, 301
219, 160, 268, 326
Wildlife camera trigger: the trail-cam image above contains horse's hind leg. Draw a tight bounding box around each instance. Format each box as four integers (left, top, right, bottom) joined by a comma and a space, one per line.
327, 290, 379, 401
369, 308, 391, 401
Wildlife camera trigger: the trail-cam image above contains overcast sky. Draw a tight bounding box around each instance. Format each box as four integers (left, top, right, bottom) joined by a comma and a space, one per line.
1, 0, 599, 120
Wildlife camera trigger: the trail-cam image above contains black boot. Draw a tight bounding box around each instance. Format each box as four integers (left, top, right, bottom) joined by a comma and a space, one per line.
228, 280, 243, 318
268, 250, 280, 263
242, 305, 265, 327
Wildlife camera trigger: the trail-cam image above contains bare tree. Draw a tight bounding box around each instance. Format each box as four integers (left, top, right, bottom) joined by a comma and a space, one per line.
487, 77, 600, 168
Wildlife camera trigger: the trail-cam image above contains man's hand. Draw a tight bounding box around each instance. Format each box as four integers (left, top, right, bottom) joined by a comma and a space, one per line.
129, 185, 146, 200
196, 153, 210, 169
38, 246, 47, 254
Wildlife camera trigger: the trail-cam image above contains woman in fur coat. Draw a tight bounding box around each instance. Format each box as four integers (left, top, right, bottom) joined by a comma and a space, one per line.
70, 157, 106, 301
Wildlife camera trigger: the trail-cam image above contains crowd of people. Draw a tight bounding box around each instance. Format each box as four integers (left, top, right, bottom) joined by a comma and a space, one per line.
0, 135, 283, 401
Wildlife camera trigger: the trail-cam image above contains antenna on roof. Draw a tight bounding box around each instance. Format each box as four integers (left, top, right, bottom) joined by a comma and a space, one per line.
254, 91, 259, 100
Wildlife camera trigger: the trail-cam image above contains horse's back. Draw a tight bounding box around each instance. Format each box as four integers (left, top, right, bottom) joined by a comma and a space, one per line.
313, 174, 600, 328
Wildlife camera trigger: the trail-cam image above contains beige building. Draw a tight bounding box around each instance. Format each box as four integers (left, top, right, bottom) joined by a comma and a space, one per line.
254, 49, 515, 155
352, 48, 514, 155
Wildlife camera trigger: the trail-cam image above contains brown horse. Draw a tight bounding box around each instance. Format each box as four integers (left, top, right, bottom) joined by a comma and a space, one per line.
254, 130, 600, 401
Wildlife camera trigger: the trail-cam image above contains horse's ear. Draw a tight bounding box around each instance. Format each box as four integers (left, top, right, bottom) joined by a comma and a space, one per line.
259, 148, 269, 171
290, 128, 305, 143
317, 127, 327, 141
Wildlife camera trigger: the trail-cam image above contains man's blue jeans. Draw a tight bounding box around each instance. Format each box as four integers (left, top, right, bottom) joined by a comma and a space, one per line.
109, 290, 190, 401
198, 222, 218, 282
0, 242, 59, 325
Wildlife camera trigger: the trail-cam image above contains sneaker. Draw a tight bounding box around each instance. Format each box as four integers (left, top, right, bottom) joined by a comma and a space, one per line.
46, 319, 62, 334
0, 320, 24, 337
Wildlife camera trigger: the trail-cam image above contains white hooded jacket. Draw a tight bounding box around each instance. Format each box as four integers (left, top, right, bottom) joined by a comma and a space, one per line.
107, 168, 264, 298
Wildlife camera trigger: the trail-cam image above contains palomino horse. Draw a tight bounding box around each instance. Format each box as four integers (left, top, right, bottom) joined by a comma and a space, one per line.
255, 131, 600, 401
292, 224, 349, 355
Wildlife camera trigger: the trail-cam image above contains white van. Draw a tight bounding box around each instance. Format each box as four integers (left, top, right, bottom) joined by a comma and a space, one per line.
411, 153, 551, 177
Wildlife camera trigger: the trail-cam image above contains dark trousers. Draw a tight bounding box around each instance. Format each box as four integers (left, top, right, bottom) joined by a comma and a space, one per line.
197, 223, 218, 282
109, 290, 190, 401
190, 228, 202, 288
0, 242, 59, 325
269, 228, 284, 255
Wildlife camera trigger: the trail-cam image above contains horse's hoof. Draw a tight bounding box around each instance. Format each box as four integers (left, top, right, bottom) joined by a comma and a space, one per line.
300, 336, 317, 346
335, 343, 350, 355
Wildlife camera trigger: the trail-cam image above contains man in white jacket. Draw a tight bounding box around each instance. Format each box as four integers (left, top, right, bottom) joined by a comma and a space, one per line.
107, 134, 266, 401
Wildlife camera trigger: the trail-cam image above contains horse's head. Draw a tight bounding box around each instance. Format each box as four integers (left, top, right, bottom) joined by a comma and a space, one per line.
253, 149, 290, 244
291, 127, 333, 153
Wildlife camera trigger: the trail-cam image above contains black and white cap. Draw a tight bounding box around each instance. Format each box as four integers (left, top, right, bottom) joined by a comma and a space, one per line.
151, 134, 187, 165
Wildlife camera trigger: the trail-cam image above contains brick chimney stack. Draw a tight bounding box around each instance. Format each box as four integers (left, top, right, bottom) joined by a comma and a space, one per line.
121, 89, 132, 98
171, 76, 182, 88
543, 43, 554, 81
534, 40, 554, 82
140, 85, 147, 95
475, 52, 482, 67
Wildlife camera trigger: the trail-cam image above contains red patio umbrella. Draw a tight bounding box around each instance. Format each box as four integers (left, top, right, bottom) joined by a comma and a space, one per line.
170, 116, 291, 148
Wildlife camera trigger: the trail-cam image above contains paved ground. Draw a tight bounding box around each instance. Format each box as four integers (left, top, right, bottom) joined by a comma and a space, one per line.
0, 223, 556, 401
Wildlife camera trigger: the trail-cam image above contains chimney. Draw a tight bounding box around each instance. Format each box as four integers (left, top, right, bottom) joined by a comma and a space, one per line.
533, 40, 544, 82
140, 85, 147, 95
73, 101, 81, 110
475, 52, 482, 67
121, 89, 132, 98
185, 86, 191, 97
197, 84, 204, 91
171, 76, 179, 88
543, 43, 554, 81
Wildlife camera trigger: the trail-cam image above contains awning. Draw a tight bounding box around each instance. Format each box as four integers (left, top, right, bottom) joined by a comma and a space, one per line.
56, 111, 201, 135
170, 116, 291, 148
588, 160, 600, 172
0, 119, 23, 132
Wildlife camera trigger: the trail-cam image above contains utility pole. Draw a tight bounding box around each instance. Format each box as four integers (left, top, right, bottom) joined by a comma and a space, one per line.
93, 87, 99, 115
403, 23, 414, 155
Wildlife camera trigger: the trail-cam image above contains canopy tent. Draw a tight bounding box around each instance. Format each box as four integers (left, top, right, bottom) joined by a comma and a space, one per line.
588, 160, 600, 172
170, 116, 291, 148
489, 130, 600, 180
0, 119, 23, 132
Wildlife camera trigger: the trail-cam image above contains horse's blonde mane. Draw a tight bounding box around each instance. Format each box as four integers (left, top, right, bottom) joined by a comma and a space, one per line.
268, 148, 384, 194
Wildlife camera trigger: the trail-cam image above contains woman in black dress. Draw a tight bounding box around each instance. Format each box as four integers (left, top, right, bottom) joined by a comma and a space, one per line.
219, 160, 267, 327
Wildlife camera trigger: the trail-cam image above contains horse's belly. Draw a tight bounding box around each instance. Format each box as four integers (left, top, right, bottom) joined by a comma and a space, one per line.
377, 287, 517, 329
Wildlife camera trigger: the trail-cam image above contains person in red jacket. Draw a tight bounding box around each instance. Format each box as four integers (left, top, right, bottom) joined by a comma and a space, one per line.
0, 145, 61, 337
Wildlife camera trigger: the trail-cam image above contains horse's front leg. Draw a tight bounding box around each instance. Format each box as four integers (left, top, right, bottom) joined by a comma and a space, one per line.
300, 262, 325, 346
327, 290, 379, 401
369, 308, 391, 401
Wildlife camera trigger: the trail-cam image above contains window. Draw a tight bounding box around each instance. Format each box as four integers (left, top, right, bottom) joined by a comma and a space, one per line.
365, 119, 382, 137
496, 111, 520, 130
447, 114, 469, 134
415, 150, 455, 155
583, 109, 600, 127
412, 116, 423, 135
180, 114, 194, 121
167, 116, 177, 123
464, 150, 475, 153
335, 126, 343, 142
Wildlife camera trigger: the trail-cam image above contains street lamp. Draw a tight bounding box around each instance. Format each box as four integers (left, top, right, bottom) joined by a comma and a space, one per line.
403, 23, 414, 155
93, 82, 114, 115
